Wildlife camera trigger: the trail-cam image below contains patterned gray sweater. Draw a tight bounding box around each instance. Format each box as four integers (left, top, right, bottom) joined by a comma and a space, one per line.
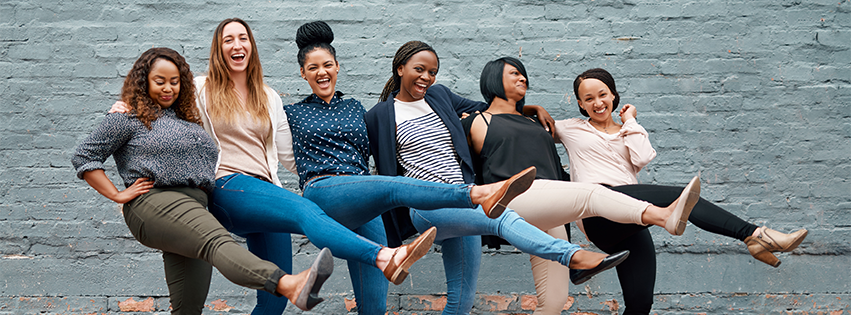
72, 108, 218, 191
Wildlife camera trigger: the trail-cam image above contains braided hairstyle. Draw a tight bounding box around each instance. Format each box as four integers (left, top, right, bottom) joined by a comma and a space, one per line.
121, 47, 201, 129
573, 68, 620, 117
296, 21, 336, 67
378, 41, 439, 102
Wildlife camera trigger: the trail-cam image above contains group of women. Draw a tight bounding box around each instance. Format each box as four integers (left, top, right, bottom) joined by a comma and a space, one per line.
71, 18, 808, 315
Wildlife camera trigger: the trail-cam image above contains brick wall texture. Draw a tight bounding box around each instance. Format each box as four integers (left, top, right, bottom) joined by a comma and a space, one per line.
1, 0, 849, 314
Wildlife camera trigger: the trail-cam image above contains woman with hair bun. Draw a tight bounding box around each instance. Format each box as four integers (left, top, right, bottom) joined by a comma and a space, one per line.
286, 21, 608, 313
74, 47, 334, 314
108, 19, 448, 314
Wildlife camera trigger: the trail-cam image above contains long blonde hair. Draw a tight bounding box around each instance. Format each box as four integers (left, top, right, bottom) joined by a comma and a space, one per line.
205, 18, 270, 126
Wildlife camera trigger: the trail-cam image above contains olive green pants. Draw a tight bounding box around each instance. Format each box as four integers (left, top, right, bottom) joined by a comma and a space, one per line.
123, 187, 286, 314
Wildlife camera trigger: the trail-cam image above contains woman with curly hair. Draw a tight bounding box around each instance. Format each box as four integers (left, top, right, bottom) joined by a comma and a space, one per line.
73, 47, 334, 314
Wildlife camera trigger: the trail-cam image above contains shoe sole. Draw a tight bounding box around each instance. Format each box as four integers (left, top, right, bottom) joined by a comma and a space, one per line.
388, 227, 436, 285
295, 247, 334, 310
486, 167, 536, 219
667, 176, 700, 235
571, 251, 630, 285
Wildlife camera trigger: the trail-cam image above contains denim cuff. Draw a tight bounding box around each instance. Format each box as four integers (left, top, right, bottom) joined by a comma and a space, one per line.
263, 268, 287, 297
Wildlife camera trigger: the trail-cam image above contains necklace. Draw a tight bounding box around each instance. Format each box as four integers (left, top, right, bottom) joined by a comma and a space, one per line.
589, 119, 618, 133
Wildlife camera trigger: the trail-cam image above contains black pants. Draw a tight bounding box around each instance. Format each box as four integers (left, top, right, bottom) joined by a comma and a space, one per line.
580, 184, 759, 315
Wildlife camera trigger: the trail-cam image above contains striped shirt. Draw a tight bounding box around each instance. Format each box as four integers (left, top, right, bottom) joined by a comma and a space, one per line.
394, 98, 464, 185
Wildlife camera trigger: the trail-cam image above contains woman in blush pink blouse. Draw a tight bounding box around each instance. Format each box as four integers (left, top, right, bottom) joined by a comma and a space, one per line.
554, 68, 808, 315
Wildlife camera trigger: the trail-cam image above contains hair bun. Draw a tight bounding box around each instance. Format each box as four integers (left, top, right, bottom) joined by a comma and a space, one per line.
296, 21, 334, 50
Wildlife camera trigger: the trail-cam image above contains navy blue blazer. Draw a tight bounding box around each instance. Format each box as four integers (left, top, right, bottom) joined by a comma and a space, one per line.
365, 84, 487, 246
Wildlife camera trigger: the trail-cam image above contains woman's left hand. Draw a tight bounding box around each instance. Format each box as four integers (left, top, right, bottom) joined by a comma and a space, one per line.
620, 104, 637, 122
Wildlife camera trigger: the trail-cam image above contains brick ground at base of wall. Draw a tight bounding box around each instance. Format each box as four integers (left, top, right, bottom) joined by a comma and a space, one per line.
2, 293, 848, 315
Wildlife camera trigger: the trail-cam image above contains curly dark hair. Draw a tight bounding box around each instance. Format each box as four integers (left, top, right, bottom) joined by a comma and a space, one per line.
121, 47, 201, 129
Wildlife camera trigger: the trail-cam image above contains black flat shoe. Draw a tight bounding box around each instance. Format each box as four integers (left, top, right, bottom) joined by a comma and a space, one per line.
569, 250, 629, 285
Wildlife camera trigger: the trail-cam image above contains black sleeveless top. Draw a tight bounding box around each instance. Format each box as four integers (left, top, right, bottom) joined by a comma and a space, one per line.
461, 113, 568, 184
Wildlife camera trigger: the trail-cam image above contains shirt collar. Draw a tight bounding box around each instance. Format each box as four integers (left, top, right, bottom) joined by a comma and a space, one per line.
304, 91, 346, 106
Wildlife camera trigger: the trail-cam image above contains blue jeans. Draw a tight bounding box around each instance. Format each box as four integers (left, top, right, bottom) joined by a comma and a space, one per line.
302, 175, 475, 229
243, 232, 292, 315
345, 216, 389, 314
410, 207, 582, 315
237, 206, 386, 315
209, 173, 387, 313
301, 175, 476, 312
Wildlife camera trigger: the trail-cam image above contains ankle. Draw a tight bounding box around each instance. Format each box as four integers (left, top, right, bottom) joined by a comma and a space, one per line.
641, 205, 666, 227
376, 248, 393, 271
469, 185, 491, 204
276, 273, 300, 300
568, 250, 606, 269
751, 226, 761, 238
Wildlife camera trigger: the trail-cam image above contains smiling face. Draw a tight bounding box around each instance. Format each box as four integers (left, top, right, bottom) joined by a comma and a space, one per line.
301, 48, 339, 104
502, 63, 528, 102
395, 50, 438, 102
221, 21, 252, 75
576, 78, 615, 124
147, 58, 180, 109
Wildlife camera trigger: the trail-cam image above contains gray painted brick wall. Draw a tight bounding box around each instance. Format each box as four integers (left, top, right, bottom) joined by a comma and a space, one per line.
1, 0, 849, 314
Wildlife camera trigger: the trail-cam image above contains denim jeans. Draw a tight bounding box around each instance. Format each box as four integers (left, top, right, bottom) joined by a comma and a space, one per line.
409, 207, 583, 315
236, 200, 386, 315
302, 175, 476, 229
301, 175, 476, 312
344, 216, 389, 314
412, 231, 481, 315
209, 173, 383, 274
242, 232, 292, 315
410, 207, 580, 268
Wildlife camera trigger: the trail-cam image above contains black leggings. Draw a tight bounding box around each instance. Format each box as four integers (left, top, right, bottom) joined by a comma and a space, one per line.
579, 184, 759, 315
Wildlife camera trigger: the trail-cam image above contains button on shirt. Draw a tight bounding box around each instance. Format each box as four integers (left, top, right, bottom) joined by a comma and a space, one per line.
72, 107, 218, 191
285, 92, 370, 189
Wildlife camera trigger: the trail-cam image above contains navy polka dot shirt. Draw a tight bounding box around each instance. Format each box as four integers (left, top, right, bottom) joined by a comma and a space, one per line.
72, 107, 218, 191
285, 92, 370, 189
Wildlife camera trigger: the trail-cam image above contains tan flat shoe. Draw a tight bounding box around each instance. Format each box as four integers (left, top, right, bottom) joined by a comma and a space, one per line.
383, 226, 437, 285
481, 166, 536, 219
665, 175, 700, 236
744, 226, 808, 267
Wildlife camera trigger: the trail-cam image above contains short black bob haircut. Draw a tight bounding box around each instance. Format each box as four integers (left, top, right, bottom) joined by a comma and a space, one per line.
573, 68, 620, 117
480, 57, 528, 114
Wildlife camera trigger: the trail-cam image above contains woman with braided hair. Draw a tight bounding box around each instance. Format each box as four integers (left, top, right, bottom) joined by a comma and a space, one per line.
364, 43, 706, 315
291, 23, 633, 314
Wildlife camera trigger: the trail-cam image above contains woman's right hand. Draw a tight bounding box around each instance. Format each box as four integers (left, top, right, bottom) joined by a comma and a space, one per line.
108, 101, 130, 114
83, 170, 153, 204
111, 177, 154, 204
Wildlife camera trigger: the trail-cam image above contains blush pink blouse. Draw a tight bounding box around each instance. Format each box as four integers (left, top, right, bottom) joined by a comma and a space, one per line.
554, 118, 656, 186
